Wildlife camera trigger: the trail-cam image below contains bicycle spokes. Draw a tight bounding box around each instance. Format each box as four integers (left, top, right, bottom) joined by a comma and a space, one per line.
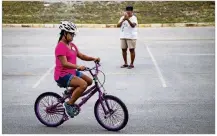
96, 96, 127, 130
36, 93, 66, 126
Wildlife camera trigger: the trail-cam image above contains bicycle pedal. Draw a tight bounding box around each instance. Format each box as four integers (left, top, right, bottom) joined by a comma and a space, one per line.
72, 104, 80, 116
73, 109, 80, 116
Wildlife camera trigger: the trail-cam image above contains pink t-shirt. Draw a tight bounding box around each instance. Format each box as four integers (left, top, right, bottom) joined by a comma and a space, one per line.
54, 42, 78, 81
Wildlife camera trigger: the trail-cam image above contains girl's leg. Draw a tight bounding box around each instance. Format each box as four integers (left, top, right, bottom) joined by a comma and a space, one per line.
67, 76, 87, 105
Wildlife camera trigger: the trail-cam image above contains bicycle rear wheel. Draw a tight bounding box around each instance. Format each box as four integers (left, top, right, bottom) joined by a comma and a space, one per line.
34, 92, 66, 127
94, 95, 129, 131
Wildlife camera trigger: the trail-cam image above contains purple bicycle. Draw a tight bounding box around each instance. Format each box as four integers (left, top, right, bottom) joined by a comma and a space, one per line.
34, 62, 129, 131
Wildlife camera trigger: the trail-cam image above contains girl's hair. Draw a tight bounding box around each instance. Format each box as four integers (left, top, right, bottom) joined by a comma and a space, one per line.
58, 30, 65, 42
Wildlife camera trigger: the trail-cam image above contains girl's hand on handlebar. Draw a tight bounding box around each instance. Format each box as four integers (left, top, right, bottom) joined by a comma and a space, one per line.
77, 65, 86, 71
94, 57, 100, 62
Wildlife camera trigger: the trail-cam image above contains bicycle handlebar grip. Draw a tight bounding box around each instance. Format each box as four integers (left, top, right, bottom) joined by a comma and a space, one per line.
77, 68, 83, 71
94, 60, 100, 64
77, 66, 90, 71
84, 67, 91, 71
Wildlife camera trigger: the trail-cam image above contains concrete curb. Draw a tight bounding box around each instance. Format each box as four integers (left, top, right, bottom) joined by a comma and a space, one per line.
2, 22, 215, 28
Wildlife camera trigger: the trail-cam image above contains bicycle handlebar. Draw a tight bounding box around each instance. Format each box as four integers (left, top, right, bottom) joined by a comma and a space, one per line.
77, 61, 101, 76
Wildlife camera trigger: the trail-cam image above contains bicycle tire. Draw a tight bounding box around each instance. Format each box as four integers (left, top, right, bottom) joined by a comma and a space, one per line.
94, 95, 129, 131
34, 92, 65, 127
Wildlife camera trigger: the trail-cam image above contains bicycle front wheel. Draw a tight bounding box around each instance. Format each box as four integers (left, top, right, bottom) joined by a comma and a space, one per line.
94, 95, 129, 131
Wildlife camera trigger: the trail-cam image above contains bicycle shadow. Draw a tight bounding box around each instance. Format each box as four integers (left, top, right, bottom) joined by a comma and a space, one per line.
34, 124, 126, 134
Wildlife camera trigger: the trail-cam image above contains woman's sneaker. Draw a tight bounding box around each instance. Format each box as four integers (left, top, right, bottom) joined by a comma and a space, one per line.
63, 102, 76, 118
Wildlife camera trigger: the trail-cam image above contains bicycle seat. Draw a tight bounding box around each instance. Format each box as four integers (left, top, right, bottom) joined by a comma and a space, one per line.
57, 83, 66, 88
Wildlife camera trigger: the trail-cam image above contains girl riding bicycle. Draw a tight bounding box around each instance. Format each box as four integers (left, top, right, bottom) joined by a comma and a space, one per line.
55, 21, 100, 118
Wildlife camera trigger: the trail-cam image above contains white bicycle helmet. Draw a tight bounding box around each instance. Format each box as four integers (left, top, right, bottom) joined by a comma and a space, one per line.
59, 21, 78, 33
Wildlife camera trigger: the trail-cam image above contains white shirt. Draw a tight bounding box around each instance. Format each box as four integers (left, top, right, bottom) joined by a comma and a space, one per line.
118, 15, 138, 39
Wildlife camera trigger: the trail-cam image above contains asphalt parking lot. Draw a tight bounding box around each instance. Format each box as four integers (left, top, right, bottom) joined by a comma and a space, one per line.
2, 27, 215, 134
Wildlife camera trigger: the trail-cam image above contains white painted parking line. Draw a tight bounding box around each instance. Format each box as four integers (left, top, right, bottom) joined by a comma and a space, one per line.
32, 65, 55, 88
146, 45, 167, 88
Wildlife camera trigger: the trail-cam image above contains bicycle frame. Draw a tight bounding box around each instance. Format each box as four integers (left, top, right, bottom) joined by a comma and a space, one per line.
78, 82, 111, 115
51, 62, 111, 115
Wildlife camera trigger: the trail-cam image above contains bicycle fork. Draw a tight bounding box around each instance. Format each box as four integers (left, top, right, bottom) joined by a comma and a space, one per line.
99, 94, 114, 118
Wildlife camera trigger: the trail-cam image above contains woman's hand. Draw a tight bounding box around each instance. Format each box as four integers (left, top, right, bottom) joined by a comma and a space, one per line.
77, 65, 86, 71
123, 12, 129, 20
94, 57, 100, 62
